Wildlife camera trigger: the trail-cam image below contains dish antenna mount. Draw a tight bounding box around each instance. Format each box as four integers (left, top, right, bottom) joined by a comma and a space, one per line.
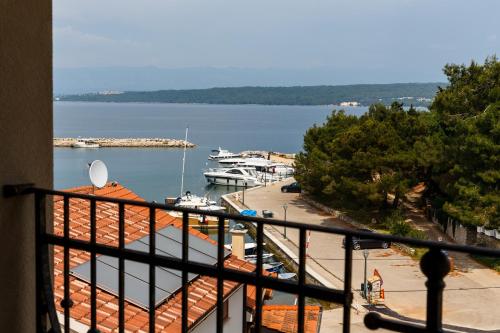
89, 160, 108, 189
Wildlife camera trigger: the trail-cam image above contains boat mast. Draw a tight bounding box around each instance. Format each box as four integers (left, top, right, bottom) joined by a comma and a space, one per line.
180, 127, 188, 197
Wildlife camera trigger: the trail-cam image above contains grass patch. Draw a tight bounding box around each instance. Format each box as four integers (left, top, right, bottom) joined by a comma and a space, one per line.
472, 255, 500, 272
411, 247, 428, 260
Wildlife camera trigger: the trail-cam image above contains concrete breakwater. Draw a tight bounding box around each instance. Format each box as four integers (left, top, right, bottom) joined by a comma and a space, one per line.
54, 138, 195, 148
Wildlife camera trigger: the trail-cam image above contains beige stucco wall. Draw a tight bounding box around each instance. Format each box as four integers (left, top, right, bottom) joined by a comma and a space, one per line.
191, 285, 245, 333
0, 0, 53, 332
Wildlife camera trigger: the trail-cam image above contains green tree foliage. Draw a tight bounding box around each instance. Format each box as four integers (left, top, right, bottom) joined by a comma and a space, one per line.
58, 83, 440, 107
430, 57, 500, 227
295, 103, 436, 209
295, 57, 500, 227
438, 102, 500, 227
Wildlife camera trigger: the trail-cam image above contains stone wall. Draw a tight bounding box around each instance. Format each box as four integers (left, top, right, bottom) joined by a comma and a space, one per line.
430, 210, 500, 249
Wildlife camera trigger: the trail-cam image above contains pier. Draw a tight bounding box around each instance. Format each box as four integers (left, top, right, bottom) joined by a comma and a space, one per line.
53, 137, 195, 148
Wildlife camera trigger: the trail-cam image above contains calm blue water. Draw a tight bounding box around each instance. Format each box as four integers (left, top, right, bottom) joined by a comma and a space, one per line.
54, 102, 368, 201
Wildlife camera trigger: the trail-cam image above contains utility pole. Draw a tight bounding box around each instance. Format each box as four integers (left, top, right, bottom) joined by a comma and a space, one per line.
282, 203, 288, 239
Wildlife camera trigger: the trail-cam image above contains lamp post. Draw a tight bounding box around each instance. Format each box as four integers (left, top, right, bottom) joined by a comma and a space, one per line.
363, 249, 369, 299
282, 203, 288, 239
242, 181, 247, 205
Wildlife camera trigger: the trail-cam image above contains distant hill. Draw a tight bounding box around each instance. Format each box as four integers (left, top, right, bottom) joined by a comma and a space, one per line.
53, 67, 446, 95
57, 83, 443, 107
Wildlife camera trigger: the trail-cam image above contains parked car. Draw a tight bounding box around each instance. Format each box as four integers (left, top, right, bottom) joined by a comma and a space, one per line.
281, 182, 301, 193
342, 229, 391, 250
262, 210, 274, 218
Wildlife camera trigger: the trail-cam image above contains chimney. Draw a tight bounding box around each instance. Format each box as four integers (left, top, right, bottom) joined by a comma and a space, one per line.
230, 224, 248, 260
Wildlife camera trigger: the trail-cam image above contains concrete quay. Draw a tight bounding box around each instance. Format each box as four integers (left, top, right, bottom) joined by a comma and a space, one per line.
53, 137, 195, 148
223, 179, 500, 332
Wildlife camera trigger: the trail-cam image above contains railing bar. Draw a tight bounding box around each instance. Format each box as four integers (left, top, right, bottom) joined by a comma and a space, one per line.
89, 198, 98, 332
24, 187, 494, 333
181, 212, 189, 333
44, 233, 347, 302
35, 192, 45, 333
343, 235, 353, 333
118, 203, 125, 333
242, 283, 247, 333
255, 222, 264, 333
216, 216, 225, 333
364, 313, 427, 333
24, 186, 500, 258
298, 229, 306, 333
63, 196, 71, 333
149, 207, 156, 333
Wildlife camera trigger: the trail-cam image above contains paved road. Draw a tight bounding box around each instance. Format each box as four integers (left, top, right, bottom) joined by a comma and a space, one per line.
240, 180, 500, 332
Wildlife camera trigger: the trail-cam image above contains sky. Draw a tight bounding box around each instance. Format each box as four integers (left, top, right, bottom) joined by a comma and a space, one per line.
53, 0, 500, 86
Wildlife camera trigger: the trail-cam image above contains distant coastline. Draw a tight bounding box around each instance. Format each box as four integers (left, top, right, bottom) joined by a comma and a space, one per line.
54, 137, 195, 148
55, 83, 442, 107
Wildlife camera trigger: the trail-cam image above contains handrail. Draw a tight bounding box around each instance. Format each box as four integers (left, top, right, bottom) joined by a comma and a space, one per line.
3, 184, 500, 333
7, 184, 500, 257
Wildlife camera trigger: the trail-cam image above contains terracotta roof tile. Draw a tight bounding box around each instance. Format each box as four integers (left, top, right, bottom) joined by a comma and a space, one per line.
262, 305, 322, 333
53, 183, 260, 332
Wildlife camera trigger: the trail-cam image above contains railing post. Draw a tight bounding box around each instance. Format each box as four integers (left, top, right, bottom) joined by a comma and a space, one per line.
181, 212, 189, 333
35, 191, 61, 333
35, 191, 47, 333
88, 199, 100, 333
216, 216, 225, 333
149, 207, 156, 333
343, 235, 353, 333
254, 222, 264, 332
118, 203, 125, 333
420, 248, 450, 332
297, 229, 307, 333
61, 197, 74, 333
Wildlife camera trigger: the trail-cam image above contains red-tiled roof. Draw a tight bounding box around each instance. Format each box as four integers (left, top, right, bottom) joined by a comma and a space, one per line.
53, 183, 258, 332
261, 305, 322, 333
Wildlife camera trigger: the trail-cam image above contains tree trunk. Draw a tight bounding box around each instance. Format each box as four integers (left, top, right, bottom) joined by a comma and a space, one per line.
382, 190, 388, 209
392, 191, 400, 209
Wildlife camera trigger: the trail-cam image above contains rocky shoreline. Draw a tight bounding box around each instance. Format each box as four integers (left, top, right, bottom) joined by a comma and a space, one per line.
54, 138, 195, 148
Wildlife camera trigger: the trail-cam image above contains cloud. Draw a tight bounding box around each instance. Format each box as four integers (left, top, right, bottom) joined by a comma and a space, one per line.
53, 26, 151, 67
52, 0, 500, 82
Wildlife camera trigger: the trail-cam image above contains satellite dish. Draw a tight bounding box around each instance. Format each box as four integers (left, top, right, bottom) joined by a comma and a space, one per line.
89, 160, 108, 188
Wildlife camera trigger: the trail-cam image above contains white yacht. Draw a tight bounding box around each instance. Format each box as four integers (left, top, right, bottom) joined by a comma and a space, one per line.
204, 167, 263, 187
218, 157, 294, 181
208, 147, 242, 160
166, 128, 227, 228
166, 191, 226, 226
218, 157, 268, 167
72, 139, 99, 148
167, 191, 224, 210
266, 163, 295, 176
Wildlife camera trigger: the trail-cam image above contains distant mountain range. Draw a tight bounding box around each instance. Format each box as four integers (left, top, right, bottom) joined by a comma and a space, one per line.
57, 83, 443, 107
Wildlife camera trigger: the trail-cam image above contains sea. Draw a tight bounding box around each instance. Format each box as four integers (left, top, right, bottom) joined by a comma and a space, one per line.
54, 101, 369, 304
54, 102, 368, 201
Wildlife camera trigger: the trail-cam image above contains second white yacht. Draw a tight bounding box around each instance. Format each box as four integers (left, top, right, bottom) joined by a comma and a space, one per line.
204, 167, 263, 187
208, 147, 242, 160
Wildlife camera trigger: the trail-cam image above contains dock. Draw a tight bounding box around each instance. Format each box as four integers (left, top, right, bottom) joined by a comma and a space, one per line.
53, 137, 195, 148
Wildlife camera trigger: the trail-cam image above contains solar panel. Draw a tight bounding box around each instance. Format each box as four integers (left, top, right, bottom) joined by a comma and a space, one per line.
71, 225, 230, 310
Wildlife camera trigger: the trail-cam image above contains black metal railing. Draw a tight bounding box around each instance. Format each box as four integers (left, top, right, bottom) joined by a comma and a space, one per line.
4, 184, 500, 333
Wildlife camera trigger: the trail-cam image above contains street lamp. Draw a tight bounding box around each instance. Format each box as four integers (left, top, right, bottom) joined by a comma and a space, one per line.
363, 249, 369, 299
282, 203, 288, 239
242, 181, 247, 205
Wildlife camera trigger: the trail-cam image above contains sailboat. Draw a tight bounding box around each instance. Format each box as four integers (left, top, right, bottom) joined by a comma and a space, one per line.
165, 128, 227, 228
